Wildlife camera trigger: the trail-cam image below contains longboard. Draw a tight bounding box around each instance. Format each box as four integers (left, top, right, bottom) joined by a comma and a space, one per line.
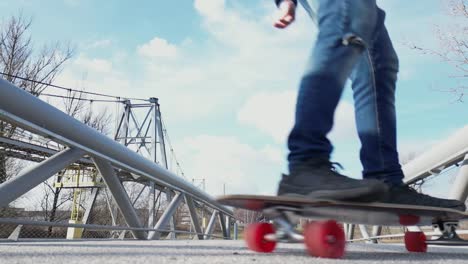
217, 194, 468, 226
217, 194, 468, 258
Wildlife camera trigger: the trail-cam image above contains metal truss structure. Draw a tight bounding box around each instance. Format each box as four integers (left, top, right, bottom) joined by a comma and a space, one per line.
0, 78, 233, 240
344, 125, 468, 242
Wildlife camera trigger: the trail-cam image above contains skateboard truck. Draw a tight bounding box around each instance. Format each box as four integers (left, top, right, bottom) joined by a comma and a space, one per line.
426, 221, 468, 246
269, 213, 304, 243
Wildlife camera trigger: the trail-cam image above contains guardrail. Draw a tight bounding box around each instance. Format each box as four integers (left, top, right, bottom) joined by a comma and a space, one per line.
402, 125, 468, 186
0, 78, 233, 240
347, 125, 468, 242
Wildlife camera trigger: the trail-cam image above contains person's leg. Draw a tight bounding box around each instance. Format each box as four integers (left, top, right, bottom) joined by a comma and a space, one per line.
349, 8, 465, 210
288, 0, 379, 169
349, 8, 404, 186
279, 0, 388, 201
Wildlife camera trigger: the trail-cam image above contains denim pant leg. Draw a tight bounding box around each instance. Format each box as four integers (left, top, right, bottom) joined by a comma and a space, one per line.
287, 0, 379, 171
350, 8, 404, 185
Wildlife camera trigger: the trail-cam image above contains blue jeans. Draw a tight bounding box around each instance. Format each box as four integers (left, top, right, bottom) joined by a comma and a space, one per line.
288, 0, 404, 185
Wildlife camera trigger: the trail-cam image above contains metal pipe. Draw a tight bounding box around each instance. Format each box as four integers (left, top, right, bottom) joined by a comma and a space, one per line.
403, 125, 468, 184
164, 189, 177, 239
7, 225, 22, 241
218, 212, 228, 239
233, 222, 238, 240
225, 215, 231, 239
358, 225, 371, 243
148, 192, 183, 240
93, 157, 146, 239
371, 225, 382, 244
204, 210, 218, 240
185, 194, 203, 240
449, 154, 468, 202
0, 78, 232, 216
82, 187, 100, 224
0, 148, 84, 207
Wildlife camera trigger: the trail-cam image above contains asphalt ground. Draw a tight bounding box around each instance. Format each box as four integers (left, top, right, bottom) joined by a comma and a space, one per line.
1, 239, 468, 264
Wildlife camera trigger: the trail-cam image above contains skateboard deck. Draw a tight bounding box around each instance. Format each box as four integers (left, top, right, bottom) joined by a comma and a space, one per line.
217, 194, 468, 258
217, 194, 468, 226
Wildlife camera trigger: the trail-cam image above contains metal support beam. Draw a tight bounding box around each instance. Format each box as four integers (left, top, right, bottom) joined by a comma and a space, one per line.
165, 189, 177, 239
345, 224, 355, 240
225, 215, 231, 239
7, 225, 22, 241
82, 187, 100, 224
449, 154, 468, 202
148, 192, 183, 240
166, 188, 176, 239
204, 210, 218, 240
343, 224, 349, 239
0, 136, 93, 165
0, 148, 84, 207
103, 188, 118, 230
371, 226, 382, 244
93, 157, 146, 240
132, 185, 146, 206
233, 222, 238, 240
147, 182, 156, 228
184, 194, 203, 240
218, 212, 228, 239
358, 225, 370, 243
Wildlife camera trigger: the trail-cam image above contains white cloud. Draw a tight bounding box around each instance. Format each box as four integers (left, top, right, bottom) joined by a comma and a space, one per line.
88, 39, 113, 49
237, 90, 296, 143
54, 53, 133, 101
194, 0, 226, 22
174, 135, 284, 196
134, 2, 316, 122
74, 55, 113, 74
137, 37, 178, 59
237, 90, 357, 144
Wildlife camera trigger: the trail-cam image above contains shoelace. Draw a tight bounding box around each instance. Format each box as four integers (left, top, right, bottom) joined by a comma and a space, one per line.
396, 185, 432, 198
329, 162, 344, 172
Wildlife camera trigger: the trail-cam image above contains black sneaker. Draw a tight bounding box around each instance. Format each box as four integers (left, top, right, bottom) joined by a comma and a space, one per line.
382, 185, 466, 211
277, 158, 389, 202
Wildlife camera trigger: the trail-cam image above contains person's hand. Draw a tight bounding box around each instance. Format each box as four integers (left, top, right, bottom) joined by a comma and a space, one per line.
274, 0, 296, 29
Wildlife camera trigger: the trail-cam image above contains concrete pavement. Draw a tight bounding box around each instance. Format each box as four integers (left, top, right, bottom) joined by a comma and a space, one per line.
1, 239, 468, 264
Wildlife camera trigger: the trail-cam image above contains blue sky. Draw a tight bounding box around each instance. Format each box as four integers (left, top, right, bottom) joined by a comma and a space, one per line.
1, 0, 466, 197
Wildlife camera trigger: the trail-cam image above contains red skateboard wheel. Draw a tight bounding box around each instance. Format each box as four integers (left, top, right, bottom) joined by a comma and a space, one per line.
304, 220, 346, 259
404, 231, 427, 253
244, 222, 276, 253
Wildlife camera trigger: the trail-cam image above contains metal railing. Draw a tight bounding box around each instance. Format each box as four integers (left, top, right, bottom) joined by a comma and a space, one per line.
346, 125, 468, 242
0, 78, 233, 240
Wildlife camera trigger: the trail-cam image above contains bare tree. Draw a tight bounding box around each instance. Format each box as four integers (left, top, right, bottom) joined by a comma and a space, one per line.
406, 0, 467, 101
62, 87, 113, 135
0, 14, 73, 95
233, 208, 265, 225
0, 14, 73, 184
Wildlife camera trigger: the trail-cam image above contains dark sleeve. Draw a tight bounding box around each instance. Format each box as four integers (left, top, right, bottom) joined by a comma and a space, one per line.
275, 0, 298, 7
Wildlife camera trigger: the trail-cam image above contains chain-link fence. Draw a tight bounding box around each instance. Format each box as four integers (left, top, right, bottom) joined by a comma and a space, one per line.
0, 178, 221, 240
